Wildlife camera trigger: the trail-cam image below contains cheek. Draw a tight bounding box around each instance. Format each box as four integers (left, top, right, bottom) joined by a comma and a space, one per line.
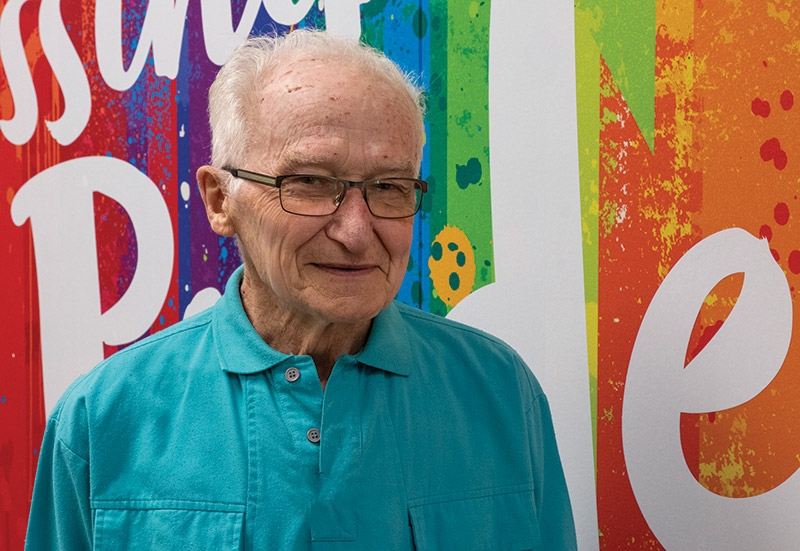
229, 193, 286, 263
229, 188, 279, 231
256, 218, 328, 279
382, 221, 415, 266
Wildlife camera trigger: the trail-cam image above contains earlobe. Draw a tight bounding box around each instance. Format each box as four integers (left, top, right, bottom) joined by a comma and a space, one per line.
196, 165, 236, 237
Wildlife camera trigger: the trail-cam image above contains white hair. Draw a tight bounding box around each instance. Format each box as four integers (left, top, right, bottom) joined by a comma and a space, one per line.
207, 29, 426, 193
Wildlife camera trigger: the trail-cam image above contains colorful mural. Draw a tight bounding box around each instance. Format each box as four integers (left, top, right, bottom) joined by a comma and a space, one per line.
577, 0, 800, 548
12, 0, 800, 548
0, 2, 493, 548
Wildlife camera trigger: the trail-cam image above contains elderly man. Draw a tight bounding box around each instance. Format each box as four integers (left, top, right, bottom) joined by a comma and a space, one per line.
26, 30, 577, 550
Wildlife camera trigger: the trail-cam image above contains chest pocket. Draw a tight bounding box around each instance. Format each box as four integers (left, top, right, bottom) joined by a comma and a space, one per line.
408, 487, 541, 551
93, 506, 244, 550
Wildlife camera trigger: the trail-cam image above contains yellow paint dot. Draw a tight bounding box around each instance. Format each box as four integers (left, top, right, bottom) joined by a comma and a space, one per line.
428, 225, 475, 308
469, 1, 480, 18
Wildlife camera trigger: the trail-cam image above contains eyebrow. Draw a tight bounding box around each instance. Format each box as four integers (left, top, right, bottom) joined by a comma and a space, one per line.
278, 150, 335, 173
279, 150, 419, 177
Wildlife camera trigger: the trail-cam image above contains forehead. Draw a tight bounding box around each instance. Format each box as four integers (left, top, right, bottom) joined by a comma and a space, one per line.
262, 54, 413, 124
249, 55, 422, 172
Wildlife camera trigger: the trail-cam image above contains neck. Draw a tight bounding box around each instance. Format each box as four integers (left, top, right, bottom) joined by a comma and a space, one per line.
239, 270, 372, 388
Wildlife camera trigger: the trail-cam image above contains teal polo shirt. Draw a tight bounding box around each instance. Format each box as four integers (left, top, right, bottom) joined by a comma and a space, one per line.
26, 266, 576, 550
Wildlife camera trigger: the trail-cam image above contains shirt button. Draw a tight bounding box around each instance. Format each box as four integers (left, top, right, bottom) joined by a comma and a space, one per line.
284, 367, 300, 382
306, 428, 321, 443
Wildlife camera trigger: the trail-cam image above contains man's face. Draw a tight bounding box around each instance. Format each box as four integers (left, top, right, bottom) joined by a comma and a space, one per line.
225, 56, 422, 326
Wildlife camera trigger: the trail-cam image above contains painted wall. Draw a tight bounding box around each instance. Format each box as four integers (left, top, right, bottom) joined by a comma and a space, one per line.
575, 0, 800, 549
1, 1, 499, 548
4, 0, 799, 550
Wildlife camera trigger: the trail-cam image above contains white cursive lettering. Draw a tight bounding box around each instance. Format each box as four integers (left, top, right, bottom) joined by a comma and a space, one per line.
623, 228, 797, 550
11, 157, 175, 412
0, 0, 369, 145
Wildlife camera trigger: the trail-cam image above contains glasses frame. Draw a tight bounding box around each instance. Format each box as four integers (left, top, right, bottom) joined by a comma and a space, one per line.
222, 166, 427, 219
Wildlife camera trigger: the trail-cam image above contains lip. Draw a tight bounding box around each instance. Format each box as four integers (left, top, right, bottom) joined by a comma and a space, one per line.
314, 263, 378, 275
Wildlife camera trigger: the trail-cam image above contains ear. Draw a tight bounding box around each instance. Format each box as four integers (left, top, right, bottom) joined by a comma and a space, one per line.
197, 165, 236, 237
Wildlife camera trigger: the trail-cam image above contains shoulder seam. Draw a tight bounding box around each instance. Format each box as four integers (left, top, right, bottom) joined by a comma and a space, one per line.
395, 303, 513, 349
102, 313, 213, 360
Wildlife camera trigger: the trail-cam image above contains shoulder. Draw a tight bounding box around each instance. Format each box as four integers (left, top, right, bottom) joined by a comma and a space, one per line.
393, 301, 514, 350
390, 302, 545, 401
49, 310, 216, 446
108, 308, 215, 365
71, 308, 213, 390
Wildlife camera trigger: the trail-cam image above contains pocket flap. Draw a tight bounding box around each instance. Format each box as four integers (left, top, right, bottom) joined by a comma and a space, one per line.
94, 507, 244, 550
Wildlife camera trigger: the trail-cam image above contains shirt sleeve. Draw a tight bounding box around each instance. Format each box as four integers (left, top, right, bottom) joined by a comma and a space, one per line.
25, 413, 93, 550
526, 386, 579, 551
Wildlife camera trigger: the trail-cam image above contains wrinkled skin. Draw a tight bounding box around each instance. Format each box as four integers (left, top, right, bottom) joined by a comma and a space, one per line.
197, 54, 422, 383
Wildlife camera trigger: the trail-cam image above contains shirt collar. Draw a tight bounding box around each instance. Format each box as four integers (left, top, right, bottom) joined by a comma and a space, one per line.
214, 266, 292, 374
214, 265, 412, 377
353, 302, 412, 376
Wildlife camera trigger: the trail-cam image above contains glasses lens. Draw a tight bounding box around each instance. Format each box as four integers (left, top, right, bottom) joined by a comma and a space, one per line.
365, 179, 423, 218
278, 175, 425, 218
280, 175, 343, 216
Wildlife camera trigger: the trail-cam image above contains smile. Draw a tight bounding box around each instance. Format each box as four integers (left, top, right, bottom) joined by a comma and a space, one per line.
314, 263, 377, 275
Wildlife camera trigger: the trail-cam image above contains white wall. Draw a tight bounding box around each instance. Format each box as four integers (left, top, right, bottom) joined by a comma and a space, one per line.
449, 3, 598, 550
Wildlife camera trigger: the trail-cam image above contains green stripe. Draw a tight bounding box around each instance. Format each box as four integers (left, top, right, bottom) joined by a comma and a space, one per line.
443, 0, 493, 312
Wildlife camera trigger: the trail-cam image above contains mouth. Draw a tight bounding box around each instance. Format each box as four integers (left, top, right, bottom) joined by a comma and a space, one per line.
314, 263, 377, 275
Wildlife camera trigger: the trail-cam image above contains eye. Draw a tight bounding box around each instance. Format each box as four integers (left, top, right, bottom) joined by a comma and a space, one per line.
287, 175, 332, 186
280, 175, 342, 204
373, 179, 413, 193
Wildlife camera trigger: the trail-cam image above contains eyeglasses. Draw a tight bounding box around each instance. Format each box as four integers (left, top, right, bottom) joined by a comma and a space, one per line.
222, 167, 427, 219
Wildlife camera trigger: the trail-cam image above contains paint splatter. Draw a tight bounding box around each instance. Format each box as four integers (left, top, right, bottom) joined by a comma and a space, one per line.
780, 89, 794, 111
428, 225, 475, 307
788, 250, 800, 274
455, 157, 482, 189
686, 319, 724, 365
412, 8, 428, 38
751, 97, 770, 117
774, 202, 790, 225
760, 138, 787, 170
753, 91, 794, 170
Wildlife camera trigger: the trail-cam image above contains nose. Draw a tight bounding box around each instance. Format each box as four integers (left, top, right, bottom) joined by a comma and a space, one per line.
325, 187, 374, 252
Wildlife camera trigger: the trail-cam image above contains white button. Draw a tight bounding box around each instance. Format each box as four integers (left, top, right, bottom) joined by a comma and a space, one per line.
285, 367, 300, 382
306, 428, 321, 443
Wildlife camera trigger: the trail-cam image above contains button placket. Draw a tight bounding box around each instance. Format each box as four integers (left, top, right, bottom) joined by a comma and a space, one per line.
272, 358, 324, 452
